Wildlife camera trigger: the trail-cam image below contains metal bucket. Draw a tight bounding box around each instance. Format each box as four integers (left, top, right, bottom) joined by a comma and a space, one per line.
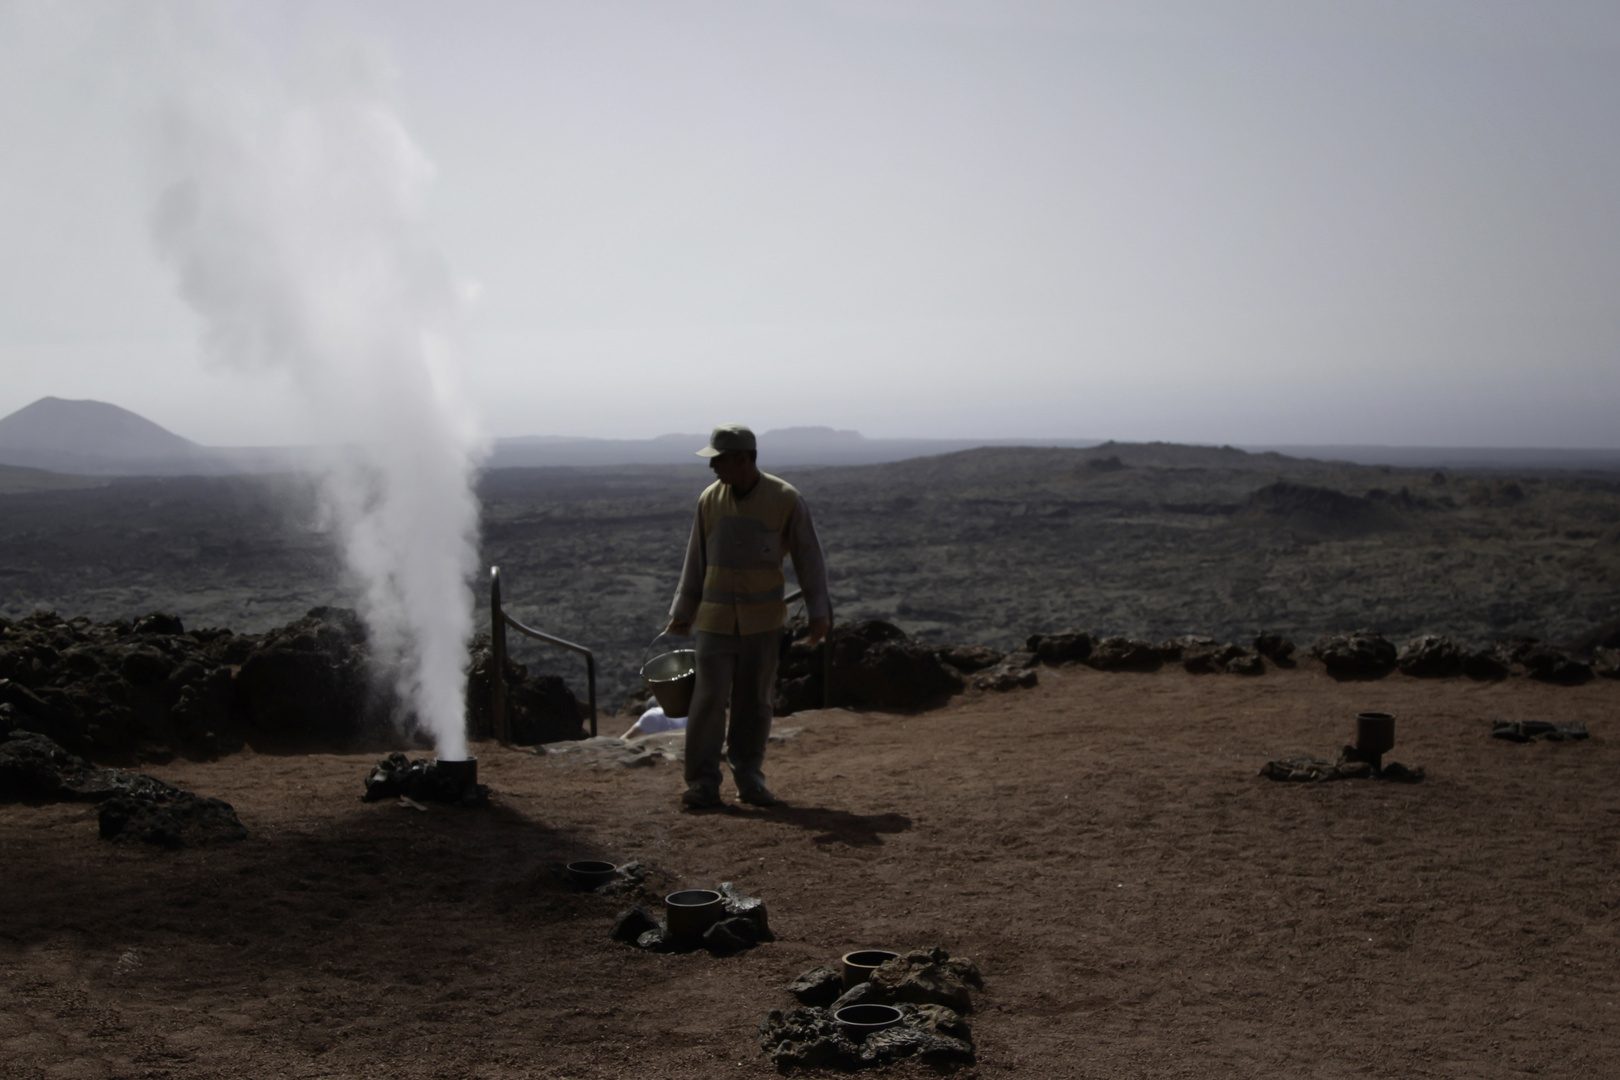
641, 647, 697, 718
665, 889, 725, 939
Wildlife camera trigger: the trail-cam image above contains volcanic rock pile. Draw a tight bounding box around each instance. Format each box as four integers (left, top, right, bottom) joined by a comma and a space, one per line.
1261, 748, 1424, 783
613, 882, 773, 955
0, 729, 246, 848
763, 947, 980, 1069
0, 607, 589, 763
360, 753, 490, 807
1490, 720, 1590, 743
1313, 628, 1600, 684
6, 603, 1606, 765
776, 619, 964, 714
767, 616, 1608, 717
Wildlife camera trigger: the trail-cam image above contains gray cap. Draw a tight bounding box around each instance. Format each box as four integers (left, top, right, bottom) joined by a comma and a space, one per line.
696, 423, 757, 458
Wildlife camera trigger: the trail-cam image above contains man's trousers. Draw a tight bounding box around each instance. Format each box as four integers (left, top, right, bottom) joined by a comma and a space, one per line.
684, 629, 781, 793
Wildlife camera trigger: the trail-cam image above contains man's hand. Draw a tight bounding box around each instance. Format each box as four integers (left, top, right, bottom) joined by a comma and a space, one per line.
806, 617, 830, 648
666, 619, 692, 637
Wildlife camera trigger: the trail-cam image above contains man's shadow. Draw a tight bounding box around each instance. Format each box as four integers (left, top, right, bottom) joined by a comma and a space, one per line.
734, 803, 912, 846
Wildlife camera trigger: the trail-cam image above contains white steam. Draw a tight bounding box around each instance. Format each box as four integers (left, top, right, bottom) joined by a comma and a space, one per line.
150, 18, 483, 758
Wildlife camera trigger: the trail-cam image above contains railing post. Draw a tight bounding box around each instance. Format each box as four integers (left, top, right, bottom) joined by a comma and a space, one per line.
584, 654, 597, 737
490, 566, 509, 744
488, 566, 597, 743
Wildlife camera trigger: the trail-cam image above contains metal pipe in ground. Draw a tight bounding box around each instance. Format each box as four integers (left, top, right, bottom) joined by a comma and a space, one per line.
490, 567, 509, 744
1355, 711, 1395, 773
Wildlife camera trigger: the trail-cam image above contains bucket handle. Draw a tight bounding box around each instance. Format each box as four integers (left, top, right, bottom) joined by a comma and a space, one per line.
641, 628, 692, 671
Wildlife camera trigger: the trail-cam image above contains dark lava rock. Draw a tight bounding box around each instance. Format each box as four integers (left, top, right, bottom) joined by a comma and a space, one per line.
0, 607, 589, 762
1309, 629, 1397, 680
1492, 635, 1544, 665
759, 1003, 975, 1070
788, 965, 845, 1007
719, 881, 774, 942
1594, 647, 1620, 679
829, 981, 887, 1010
98, 789, 248, 849
760, 1006, 858, 1070
361, 753, 489, 807
1462, 648, 1511, 681
120, 648, 175, 686
234, 607, 388, 750
1179, 640, 1221, 673
595, 859, 648, 896
1490, 720, 1589, 742
1000, 648, 1039, 669
1226, 652, 1265, 676
0, 728, 102, 801
1517, 644, 1592, 685
1397, 635, 1464, 678
1254, 632, 1296, 665
0, 730, 245, 848
971, 665, 1038, 691
134, 613, 186, 636
1087, 636, 1161, 672
1026, 630, 1093, 665
611, 906, 660, 943
862, 1017, 976, 1068
933, 644, 1004, 673
701, 918, 755, 954
870, 948, 978, 1013
1177, 637, 1253, 674
2, 730, 188, 802
635, 925, 675, 952
779, 620, 963, 713
1260, 747, 1424, 783
1566, 617, 1620, 658
0, 611, 244, 760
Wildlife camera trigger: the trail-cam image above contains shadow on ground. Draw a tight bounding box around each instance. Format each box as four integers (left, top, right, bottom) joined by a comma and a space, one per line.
744, 804, 913, 846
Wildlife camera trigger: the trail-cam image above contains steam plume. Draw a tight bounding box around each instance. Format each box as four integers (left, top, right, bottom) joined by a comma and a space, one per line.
150, 18, 483, 758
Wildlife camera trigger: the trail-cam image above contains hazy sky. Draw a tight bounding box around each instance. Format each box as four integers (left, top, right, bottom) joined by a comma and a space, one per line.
2, 0, 1618, 448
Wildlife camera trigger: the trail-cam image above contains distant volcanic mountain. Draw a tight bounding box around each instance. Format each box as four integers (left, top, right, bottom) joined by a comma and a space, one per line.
0, 397, 209, 475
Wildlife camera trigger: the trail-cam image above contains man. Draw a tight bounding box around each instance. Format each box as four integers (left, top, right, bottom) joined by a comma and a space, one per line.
666, 424, 830, 808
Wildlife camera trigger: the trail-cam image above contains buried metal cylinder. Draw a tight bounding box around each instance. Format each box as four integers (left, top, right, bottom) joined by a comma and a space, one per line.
834, 1004, 904, 1041
665, 889, 725, 939
1355, 712, 1395, 771
841, 949, 901, 989
434, 756, 478, 787
567, 860, 619, 890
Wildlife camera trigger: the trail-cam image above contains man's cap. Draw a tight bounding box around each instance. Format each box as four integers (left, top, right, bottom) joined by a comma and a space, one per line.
696, 424, 757, 458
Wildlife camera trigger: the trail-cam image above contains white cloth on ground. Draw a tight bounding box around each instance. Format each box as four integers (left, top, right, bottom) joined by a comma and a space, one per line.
630, 705, 687, 735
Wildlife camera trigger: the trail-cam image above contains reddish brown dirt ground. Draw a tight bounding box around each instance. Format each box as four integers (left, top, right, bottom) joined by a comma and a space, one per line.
3, 667, 1617, 1079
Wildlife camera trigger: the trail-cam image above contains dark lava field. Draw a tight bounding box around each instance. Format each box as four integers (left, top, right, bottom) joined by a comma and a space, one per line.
2, 442, 1618, 706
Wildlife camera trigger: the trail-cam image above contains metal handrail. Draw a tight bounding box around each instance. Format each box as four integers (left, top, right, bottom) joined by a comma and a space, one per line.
490, 566, 598, 740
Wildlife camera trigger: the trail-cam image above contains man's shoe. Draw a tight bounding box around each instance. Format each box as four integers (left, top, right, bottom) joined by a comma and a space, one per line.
681, 785, 723, 809
737, 784, 778, 807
